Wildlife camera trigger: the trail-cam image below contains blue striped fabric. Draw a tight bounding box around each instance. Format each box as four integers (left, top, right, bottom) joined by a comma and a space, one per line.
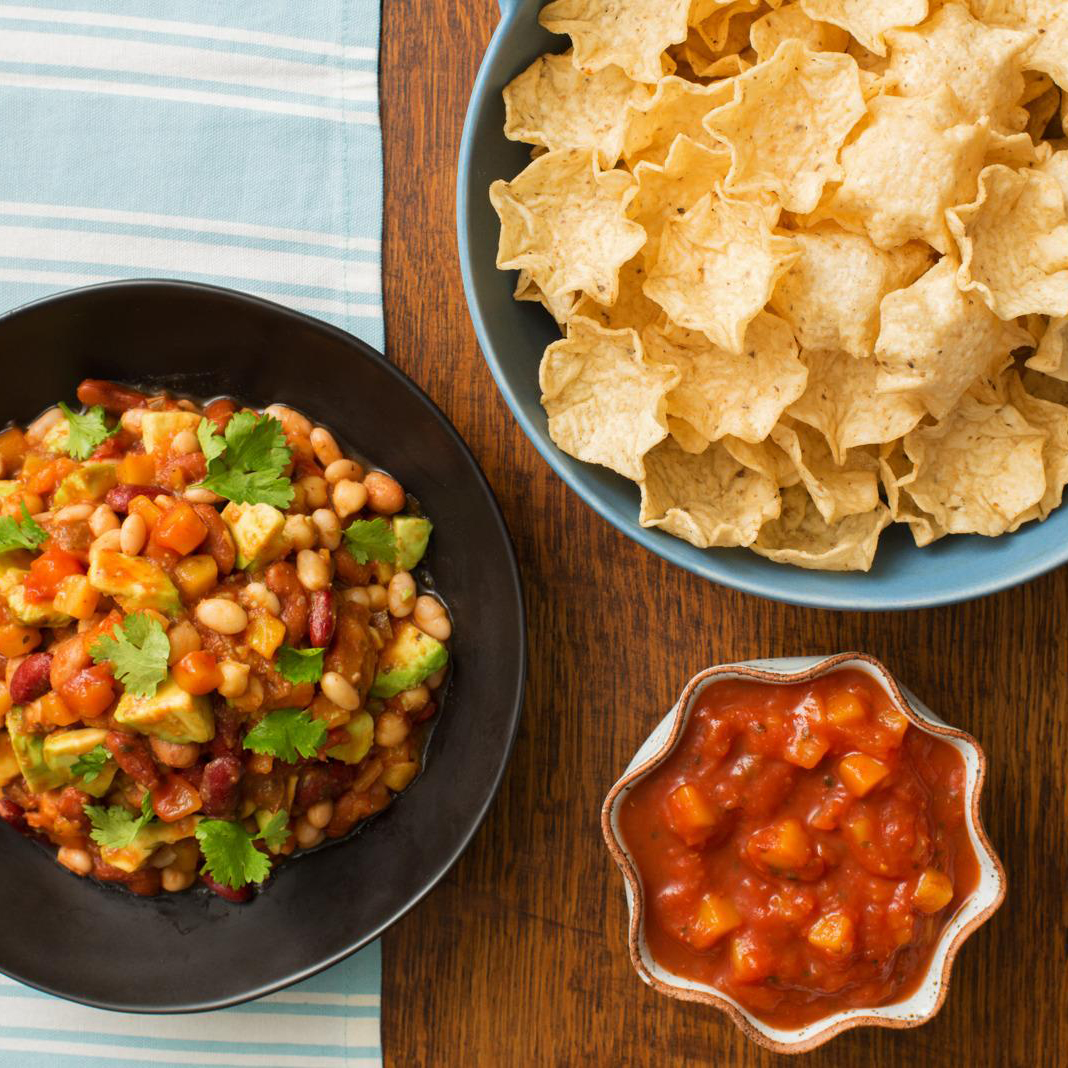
0, 2, 384, 1064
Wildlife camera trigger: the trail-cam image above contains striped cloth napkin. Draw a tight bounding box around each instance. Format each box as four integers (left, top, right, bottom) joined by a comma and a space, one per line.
0, 2, 384, 1065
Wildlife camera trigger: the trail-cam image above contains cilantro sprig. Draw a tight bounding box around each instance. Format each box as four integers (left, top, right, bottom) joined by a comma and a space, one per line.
195, 412, 294, 507
195, 817, 284, 890
276, 645, 325, 685
59, 402, 119, 460
243, 708, 327, 763
71, 744, 110, 785
342, 517, 395, 565
89, 612, 170, 697
84, 793, 155, 850
0, 502, 48, 553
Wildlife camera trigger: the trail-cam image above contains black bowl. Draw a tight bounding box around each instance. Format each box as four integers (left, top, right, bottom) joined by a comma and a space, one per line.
0, 280, 526, 1012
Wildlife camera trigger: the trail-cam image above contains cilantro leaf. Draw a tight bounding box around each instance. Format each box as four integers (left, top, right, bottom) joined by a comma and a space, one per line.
84, 793, 156, 850
195, 819, 272, 890
0, 502, 48, 553
276, 645, 325, 685
196, 411, 293, 507
258, 810, 290, 852
71, 744, 110, 784
342, 517, 396, 565
89, 612, 170, 697
243, 708, 327, 763
59, 402, 119, 460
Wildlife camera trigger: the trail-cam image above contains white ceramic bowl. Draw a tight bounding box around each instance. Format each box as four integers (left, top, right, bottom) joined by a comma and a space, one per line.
601, 653, 1006, 1054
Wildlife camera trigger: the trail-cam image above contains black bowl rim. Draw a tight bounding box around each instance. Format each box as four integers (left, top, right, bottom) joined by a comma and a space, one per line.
0, 278, 528, 1013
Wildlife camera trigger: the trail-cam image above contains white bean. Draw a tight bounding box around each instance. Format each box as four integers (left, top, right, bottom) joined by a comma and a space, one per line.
55, 502, 94, 522
283, 513, 317, 552
89, 503, 120, 537
305, 800, 334, 830
119, 512, 147, 555
311, 508, 341, 550
296, 549, 332, 591
413, 595, 452, 641
387, 572, 416, 618
310, 427, 343, 468
324, 458, 361, 484
57, 847, 93, 876
321, 671, 360, 711
171, 428, 200, 455
196, 598, 248, 634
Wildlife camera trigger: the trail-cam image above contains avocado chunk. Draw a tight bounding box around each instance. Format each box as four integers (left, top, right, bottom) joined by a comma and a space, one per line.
222, 501, 290, 570
52, 462, 118, 507
101, 815, 200, 873
88, 549, 181, 616
42, 727, 117, 798
325, 711, 374, 765
0, 732, 20, 787
7, 708, 66, 792
113, 674, 215, 744
393, 516, 432, 571
0, 481, 16, 499
41, 418, 70, 455
370, 620, 448, 698
141, 411, 203, 455
4, 584, 73, 627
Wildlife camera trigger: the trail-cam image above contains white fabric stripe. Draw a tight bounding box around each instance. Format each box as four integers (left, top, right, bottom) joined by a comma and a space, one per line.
0, 5, 378, 61
0, 269, 382, 320
0, 226, 379, 294
0, 977, 380, 1008
0, 203, 380, 253
0, 29, 376, 101
0, 72, 377, 125
0, 995, 379, 1048
0, 1037, 379, 1068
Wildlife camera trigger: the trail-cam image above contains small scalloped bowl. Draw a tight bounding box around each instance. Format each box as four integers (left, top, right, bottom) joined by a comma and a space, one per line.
601, 653, 1006, 1054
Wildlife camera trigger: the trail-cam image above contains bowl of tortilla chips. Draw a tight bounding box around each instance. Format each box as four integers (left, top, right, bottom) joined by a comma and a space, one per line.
458, 0, 1068, 609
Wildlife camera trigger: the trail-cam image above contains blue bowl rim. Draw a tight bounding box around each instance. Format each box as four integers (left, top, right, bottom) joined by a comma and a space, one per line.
455, 2, 1068, 612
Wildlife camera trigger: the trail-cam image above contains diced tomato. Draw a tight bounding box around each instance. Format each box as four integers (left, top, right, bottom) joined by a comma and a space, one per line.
58, 664, 116, 718
153, 500, 208, 556
26, 457, 76, 495
24, 548, 85, 602
152, 773, 203, 823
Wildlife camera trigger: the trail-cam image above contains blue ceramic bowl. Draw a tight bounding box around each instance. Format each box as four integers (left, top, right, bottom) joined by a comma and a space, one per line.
456, 0, 1068, 610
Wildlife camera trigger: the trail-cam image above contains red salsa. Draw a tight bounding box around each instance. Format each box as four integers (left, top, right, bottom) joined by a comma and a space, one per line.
618, 669, 979, 1028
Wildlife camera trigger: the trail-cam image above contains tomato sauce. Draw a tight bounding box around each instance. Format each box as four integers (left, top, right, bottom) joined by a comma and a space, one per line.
617, 669, 979, 1028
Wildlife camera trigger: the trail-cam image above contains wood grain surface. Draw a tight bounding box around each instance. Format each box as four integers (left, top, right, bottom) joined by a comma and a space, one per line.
379, 4, 1068, 1065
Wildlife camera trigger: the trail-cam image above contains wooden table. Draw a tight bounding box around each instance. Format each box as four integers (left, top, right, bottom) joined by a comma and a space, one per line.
380, 4, 1068, 1064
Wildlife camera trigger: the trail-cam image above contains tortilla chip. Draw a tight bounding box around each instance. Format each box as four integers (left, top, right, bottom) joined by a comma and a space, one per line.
644, 311, 808, 444
572, 257, 662, 334
1006, 371, 1068, 517
875, 258, 1032, 418
947, 164, 1068, 320
644, 187, 798, 354
770, 420, 881, 524
846, 38, 890, 76
984, 128, 1050, 167
750, 3, 850, 61
1022, 366, 1068, 406
539, 0, 690, 84
1026, 86, 1061, 141
503, 52, 651, 167
1026, 315, 1068, 380
884, 3, 1034, 132
901, 389, 1048, 535
667, 416, 711, 454
693, 0, 763, 53
976, 0, 1068, 92
798, 0, 928, 56
622, 76, 734, 168
703, 41, 866, 214
638, 437, 780, 547
491, 148, 645, 304
788, 348, 927, 463
539, 316, 680, 480
769, 223, 933, 358
753, 484, 891, 571
1042, 148, 1068, 209
879, 442, 946, 546
514, 269, 581, 325
813, 87, 989, 253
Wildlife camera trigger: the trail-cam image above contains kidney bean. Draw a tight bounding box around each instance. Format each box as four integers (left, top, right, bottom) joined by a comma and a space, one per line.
325, 603, 378, 700
105, 730, 161, 790
182, 763, 205, 791
295, 762, 354, 810
10, 653, 53, 704
204, 398, 237, 433
210, 703, 243, 760
200, 755, 242, 816
0, 799, 27, 833
105, 483, 171, 513
334, 548, 372, 586
266, 561, 309, 645
201, 871, 253, 902
158, 451, 207, 486
57, 786, 92, 823
308, 589, 336, 648
191, 502, 236, 575
77, 379, 149, 413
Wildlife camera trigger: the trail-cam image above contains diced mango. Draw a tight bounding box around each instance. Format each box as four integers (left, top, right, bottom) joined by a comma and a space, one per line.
877, 706, 910, 743
666, 783, 719, 847
687, 893, 742, 951
247, 614, 287, 660
826, 690, 868, 726
806, 911, 855, 957
0, 622, 41, 657
783, 728, 830, 770
729, 930, 773, 984
746, 817, 812, 872
838, 753, 891, 797
117, 452, 157, 486
172, 554, 219, 600
53, 574, 101, 620
129, 495, 163, 531
913, 868, 954, 914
